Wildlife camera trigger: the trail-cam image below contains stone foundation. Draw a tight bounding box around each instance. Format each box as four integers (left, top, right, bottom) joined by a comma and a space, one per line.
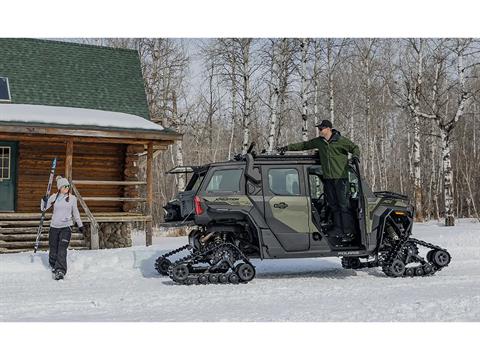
83, 222, 132, 249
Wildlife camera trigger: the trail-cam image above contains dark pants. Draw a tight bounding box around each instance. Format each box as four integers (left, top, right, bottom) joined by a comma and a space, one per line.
323, 179, 355, 235
48, 226, 72, 274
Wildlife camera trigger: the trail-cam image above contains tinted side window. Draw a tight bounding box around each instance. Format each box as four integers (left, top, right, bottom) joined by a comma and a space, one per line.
268, 168, 300, 196
192, 174, 205, 192
206, 169, 243, 192
186, 172, 206, 192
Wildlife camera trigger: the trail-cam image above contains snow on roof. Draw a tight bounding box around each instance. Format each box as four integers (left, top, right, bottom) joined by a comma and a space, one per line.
0, 104, 164, 132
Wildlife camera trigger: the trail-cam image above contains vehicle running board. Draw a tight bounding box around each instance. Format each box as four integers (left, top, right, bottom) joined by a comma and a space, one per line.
328, 242, 366, 252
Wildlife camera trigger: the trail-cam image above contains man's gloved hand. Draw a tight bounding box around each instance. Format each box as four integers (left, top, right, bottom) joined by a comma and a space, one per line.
276, 146, 288, 154
78, 226, 86, 236
42, 195, 49, 204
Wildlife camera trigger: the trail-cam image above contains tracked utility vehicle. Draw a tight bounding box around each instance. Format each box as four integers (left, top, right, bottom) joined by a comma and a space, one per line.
156, 144, 451, 285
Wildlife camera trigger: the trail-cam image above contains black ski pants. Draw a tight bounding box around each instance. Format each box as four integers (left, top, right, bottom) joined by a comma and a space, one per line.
323, 178, 355, 235
48, 226, 72, 274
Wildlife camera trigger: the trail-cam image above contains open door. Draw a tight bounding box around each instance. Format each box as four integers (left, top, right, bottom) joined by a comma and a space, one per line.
0, 141, 17, 212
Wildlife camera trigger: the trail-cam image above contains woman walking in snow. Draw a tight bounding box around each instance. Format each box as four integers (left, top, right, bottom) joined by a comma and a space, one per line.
40, 176, 84, 280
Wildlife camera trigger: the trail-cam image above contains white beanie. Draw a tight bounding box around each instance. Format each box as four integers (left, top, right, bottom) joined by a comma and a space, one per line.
56, 176, 70, 190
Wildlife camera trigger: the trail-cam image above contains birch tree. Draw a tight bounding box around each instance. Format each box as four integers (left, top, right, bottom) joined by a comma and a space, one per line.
238, 39, 253, 154
300, 38, 309, 141
399, 39, 426, 221
355, 39, 378, 188
401, 39, 478, 226
324, 39, 349, 124
312, 39, 322, 137
265, 39, 280, 153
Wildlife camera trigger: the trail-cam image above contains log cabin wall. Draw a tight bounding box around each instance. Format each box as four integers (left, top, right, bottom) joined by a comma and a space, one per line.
17, 140, 126, 213
123, 144, 144, 212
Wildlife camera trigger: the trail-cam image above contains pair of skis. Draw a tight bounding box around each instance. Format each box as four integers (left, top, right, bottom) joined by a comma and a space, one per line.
34, 157, 57, 253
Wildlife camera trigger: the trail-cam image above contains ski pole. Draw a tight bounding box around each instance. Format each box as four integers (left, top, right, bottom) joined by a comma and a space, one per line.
34, 157, 57, 253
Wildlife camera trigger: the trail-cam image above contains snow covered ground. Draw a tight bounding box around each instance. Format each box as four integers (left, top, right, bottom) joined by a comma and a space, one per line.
1, 219, 479, 321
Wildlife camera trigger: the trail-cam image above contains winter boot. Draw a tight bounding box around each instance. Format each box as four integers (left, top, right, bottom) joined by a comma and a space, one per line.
54, 269, 65, 280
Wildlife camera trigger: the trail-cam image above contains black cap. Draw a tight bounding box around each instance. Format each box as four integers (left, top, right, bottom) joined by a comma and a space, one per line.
315, 120, 333, 129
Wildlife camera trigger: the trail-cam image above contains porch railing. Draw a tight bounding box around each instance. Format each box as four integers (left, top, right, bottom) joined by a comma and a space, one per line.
70, 182, 99, 250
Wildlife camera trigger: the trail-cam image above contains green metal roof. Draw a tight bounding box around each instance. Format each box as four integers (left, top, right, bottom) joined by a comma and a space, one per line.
0, 38, 151, 119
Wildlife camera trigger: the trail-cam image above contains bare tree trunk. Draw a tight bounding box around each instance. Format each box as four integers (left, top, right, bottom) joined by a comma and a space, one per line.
348, 90, 358, 141
301, 38, 309, 141
460, 121, 480, 222
241, 39, 252, 154
462, 169, 480, 222
427, 123, 436, 219
267, 41, 279, 153
365, 59, 375, 188
441, 45, 468, 226
401, 39, 425, 221
407, 131, 413, 181
313, 40, 321, 137
275, 39, 292, 145
228, 111, 236, 160
268, 90, 279, 153
327, 40, 335, 124
474, 102, 477, 160
441, 128, 455, 226
228, 55, 237, 160
399, 156, 404, 194
413, 40, 424, 221
413, 114, 423, 220
241, 86, 251, 154
174, 141, 185, 191
207, 61, 215, 154
171, 91, 185, 192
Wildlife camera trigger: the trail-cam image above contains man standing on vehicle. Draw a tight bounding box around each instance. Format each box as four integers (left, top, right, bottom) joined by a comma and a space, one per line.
277, 120, 360, 242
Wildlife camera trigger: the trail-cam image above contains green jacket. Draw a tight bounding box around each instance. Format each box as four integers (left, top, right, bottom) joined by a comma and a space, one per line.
287, 130, 360, 179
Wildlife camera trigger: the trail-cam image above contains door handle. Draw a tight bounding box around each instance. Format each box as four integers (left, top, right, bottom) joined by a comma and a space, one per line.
273, 202, 288, 209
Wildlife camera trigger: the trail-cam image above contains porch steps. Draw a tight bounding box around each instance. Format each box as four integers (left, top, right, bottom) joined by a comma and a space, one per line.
0, 213, 88, 253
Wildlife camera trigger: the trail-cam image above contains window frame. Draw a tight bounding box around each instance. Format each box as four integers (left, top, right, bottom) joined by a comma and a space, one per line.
0, 77, 12, 102
0, 146, 11, 180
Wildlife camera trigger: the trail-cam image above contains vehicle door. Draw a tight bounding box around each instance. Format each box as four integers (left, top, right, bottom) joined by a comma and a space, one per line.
262, 165, 310, 251
0, 141, 17, 212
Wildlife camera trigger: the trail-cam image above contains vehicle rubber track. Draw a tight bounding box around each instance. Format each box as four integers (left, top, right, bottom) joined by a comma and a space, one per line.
167, 242, 256, 285
342, 237, 451, 278
154, 244, 192, 275
381, 237, 451, 277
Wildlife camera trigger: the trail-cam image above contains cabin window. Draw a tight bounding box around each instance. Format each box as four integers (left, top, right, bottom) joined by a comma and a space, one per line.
268, 168, 300, 196
0, 77, 11, 101
0, 146, 11, 180
206, 169, 242, 193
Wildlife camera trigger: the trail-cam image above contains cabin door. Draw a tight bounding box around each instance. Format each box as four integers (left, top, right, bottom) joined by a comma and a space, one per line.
0, 141, 17, 212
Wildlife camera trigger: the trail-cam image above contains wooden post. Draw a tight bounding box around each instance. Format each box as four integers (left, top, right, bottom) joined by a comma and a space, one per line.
65, 139, 73, 181
145, 142, 153, 246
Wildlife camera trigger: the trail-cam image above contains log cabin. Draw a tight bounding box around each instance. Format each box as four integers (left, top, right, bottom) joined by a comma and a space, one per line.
0, 38, 182, 253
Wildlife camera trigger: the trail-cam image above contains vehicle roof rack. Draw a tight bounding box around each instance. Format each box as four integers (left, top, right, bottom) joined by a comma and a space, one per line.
166, 165, 207, 174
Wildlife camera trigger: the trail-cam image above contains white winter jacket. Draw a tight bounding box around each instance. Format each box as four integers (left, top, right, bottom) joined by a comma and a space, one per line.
40, 193, 83, 229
